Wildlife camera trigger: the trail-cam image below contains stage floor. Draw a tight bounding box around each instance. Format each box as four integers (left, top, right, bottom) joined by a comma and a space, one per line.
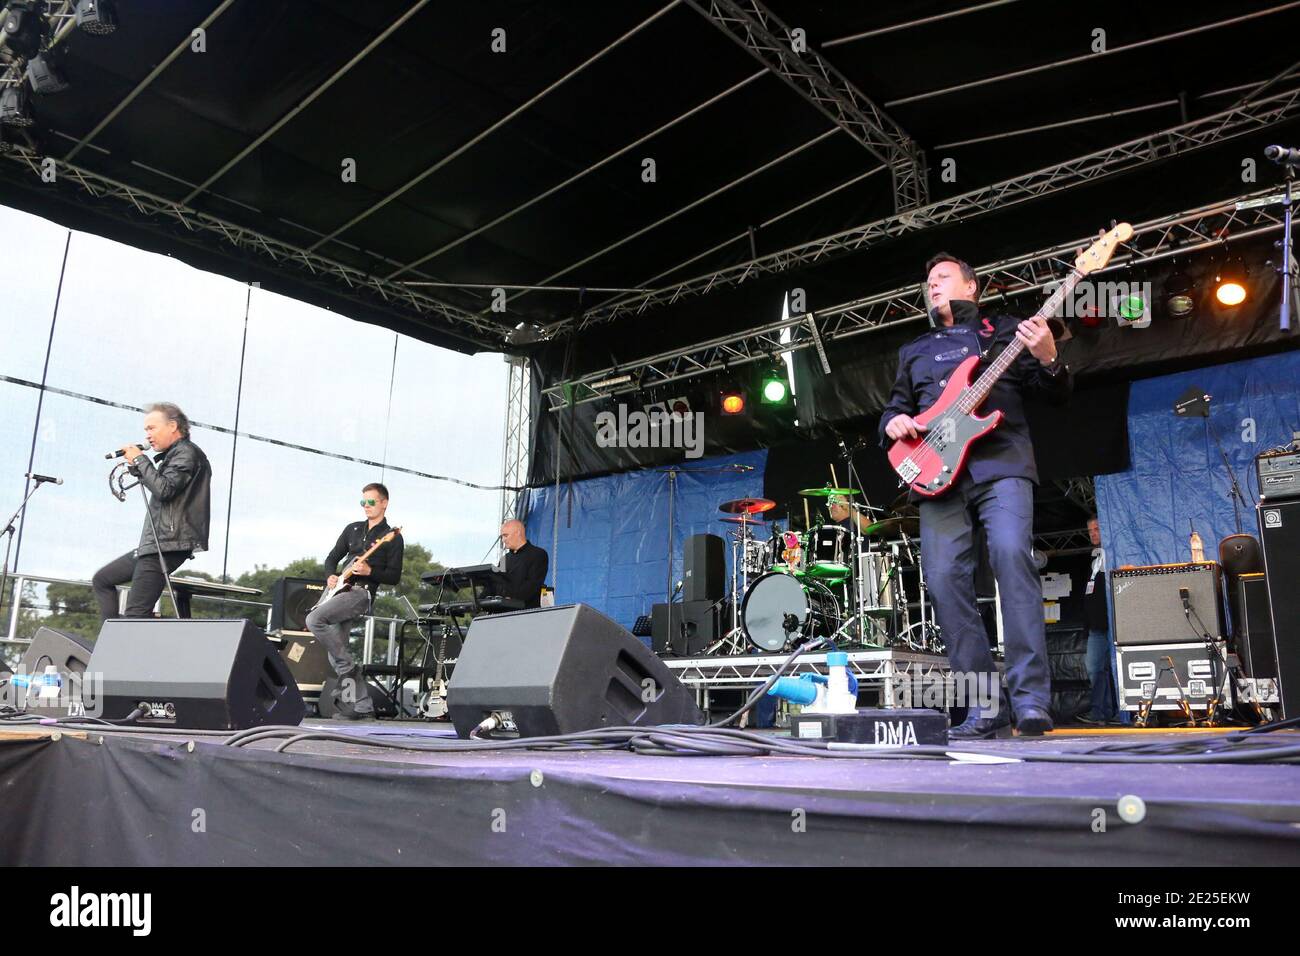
2, 720, 1298, 866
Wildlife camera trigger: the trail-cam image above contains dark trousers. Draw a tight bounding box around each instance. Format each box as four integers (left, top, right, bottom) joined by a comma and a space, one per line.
919, 476, 1051, 720
92, 550, 191, 621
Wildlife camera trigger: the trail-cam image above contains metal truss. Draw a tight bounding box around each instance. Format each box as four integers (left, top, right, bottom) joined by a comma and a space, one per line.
1033, 528, 1094, 555
1053, 478, 1097, 515
0, 146, 509, 347
544, 185, 1294, 408
499, 356, 531, 525
573, 76, 1300, 329
687, 0, 926, 211
662, 649, 950, 703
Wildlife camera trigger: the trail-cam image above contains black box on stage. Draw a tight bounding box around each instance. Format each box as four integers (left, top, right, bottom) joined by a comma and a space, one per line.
790, 708, 949, 746
447, 603, 704, 738
1259, 499, 1300, 718
270, 576, 326, 633
682, 533, 724, 603
88, 618, 305, 729
1256, 448, 1300, 501
1236, 574, 1276, 680
277, 630, 334, 696
1111, 563, 1225, 645
1116, 641, 1232, 712
651, 600, 725, 655
12, 626, 94, 716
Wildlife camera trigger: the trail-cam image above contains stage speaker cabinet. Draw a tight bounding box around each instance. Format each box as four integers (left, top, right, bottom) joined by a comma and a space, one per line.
1116, 641, 1232, 712
88, 619, 305, 730
447, 603, 705, 738
270, 576, 327, 633
1111, 562, 1226, 646
12, 626, 94, 716
651, 600, 724, 656
1259, 499, 1300, 718
682, 533, 724, 603
1236, 574, 1276, 682
278, 630, 334, 697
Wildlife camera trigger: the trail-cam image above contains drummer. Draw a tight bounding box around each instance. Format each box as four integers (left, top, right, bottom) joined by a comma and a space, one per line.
827, 495, 870, 533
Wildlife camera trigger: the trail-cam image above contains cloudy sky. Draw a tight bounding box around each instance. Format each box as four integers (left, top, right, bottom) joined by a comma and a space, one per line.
0, 202, 508, 586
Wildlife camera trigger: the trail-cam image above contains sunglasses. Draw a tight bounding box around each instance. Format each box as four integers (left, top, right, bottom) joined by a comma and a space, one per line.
360, 499, 379, 507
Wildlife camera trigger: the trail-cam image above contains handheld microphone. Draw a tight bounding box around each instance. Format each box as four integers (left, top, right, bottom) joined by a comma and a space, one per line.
1264, 144, 1300, 165
25, 473, 63, 485
105, 442, 148, 460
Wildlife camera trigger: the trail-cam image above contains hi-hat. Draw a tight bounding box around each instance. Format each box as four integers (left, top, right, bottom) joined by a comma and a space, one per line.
719, 497, 776, 514
799, 487, 860, 498
863, 515, 920, 538
719, 514, 770, 525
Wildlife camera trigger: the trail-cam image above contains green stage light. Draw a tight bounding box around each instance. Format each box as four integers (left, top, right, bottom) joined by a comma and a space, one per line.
760, 364, 789, 405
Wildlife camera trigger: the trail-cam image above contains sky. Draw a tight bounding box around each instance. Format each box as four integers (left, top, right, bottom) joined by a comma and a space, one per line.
0, 201, 510, 585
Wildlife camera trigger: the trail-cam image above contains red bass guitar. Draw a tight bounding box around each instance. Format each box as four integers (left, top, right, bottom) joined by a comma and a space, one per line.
888, 222, 1132, 497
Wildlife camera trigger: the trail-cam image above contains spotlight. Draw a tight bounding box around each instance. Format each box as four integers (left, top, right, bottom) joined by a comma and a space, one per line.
1164, 268, 1195, 317
75, 0, 117, 35
720, 387, 746, 415
759, 363, 789, 405
0, 86, 34, 127
1214, 259, 1248, 307
3, 2, 46, 59
26, 54, 69, 95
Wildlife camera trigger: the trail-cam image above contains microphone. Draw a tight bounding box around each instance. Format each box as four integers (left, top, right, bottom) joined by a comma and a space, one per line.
105, 442, 148, 460
1179, 586, 1191, 614
728, 464, 755, 472
25, 473, 63, 485
1264, 144, 1300, 165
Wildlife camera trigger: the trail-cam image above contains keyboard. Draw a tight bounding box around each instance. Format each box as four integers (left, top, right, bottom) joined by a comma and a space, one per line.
421, 564, 498, 589
417, 596, 524, 616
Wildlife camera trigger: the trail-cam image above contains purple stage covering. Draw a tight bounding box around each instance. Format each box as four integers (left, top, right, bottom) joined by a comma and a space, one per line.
2, 722, 1298, 866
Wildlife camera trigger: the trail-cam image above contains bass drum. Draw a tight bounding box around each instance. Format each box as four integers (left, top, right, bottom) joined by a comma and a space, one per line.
742, 572, 843, 652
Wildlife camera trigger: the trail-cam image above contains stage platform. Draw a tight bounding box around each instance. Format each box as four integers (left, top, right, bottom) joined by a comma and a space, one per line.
3, 718, 1298, 867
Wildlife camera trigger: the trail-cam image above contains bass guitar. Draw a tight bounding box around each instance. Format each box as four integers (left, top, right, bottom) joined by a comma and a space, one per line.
888, 222, 1133, 497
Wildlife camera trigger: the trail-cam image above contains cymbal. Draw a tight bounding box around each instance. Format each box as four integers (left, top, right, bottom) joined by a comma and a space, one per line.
863, 515, 920, 538
718, 497, 776, 515
799, 487, 861, 498
888, 491, 920, 516
718, 514, 771, 525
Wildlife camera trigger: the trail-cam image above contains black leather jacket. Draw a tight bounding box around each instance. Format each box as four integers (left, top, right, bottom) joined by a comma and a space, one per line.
128, 437, 212, 556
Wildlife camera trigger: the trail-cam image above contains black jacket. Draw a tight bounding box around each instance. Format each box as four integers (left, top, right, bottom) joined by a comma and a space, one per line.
128, 438, 211, 556
325, 519, 404, 598
492, 541, 549, 608
878, 311, 1072, 486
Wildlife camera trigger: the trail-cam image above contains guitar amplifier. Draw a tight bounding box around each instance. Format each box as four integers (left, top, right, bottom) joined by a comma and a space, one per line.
1116, 641, 1232, 712
1111, 562, 1225, 646
270, 576, 327, 633
1256, 448, 1300, 501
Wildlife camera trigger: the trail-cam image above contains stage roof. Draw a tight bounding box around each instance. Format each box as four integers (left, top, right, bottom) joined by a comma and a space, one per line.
2, 0, 1299, 361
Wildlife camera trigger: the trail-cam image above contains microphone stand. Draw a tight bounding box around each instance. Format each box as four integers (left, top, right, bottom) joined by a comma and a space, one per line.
1279, 158, 1296, 333
136, 472, 182, 621
0, 479, 52, 629
1204, 408, 1250, 534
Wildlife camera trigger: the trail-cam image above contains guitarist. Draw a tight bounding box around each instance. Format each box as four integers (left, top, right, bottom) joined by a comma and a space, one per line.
305, 482, 405, 720
879, 253, 1070, 739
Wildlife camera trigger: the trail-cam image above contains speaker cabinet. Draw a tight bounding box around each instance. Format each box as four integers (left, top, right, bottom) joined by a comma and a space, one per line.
682, 534, 724, 603
14, 626, 94, 716
447, 603, 704, 738
1259, 500, 1300, 717
651, 600, 725, 655
1236, 574, 1276, 681
270, 577, 326, 633
1111, 563, 1226, 646
89, 618, 304, 730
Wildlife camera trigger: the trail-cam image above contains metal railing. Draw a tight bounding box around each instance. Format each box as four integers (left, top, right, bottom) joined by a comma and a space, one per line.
1, 572, 413, 669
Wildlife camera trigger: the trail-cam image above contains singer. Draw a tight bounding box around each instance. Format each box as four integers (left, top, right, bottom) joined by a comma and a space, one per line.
92, 402, 212, 621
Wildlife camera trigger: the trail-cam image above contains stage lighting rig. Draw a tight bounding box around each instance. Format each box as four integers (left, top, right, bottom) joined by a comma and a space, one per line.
74, 0, 116, 35
2, 1, 46, 60
1163, 267, 1195, 317
759, 361, 789, 405
25, 52, 68, 94
0, 84, 34, 127
1213, 258, 1248, 307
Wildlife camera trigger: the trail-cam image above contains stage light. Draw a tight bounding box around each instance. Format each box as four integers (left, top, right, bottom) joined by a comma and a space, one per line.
720, 389, 745, 415
1116, 293, 1146, 322
26, 54, 69, 95
759, 363, 789, 405
3, 2, 46, 59
0, 86, 34, 127
75, 0, 117, 35
1164, 269, 1195, 317
1214, 260, 1248, 307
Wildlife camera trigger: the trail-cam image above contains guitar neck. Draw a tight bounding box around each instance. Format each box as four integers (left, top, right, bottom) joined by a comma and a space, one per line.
962, 269, 1079, 410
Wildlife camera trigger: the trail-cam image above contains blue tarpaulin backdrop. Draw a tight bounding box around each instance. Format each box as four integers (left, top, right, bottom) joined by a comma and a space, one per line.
523, 450, 767, 630
1097, 348, 1300, 567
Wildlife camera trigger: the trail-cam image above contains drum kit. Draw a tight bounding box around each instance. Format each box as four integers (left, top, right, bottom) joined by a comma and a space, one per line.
707, 486, 944, 657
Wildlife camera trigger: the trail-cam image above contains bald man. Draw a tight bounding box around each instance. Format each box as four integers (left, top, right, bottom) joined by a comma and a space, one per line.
491, 520, 549, 609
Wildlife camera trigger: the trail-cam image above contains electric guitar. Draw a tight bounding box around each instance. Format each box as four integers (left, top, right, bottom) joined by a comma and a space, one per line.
888, 222, 1133, 497
313, 526, 403, 608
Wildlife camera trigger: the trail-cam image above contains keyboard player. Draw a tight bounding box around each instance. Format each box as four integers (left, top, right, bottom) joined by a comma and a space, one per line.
488, 519, 549, 609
